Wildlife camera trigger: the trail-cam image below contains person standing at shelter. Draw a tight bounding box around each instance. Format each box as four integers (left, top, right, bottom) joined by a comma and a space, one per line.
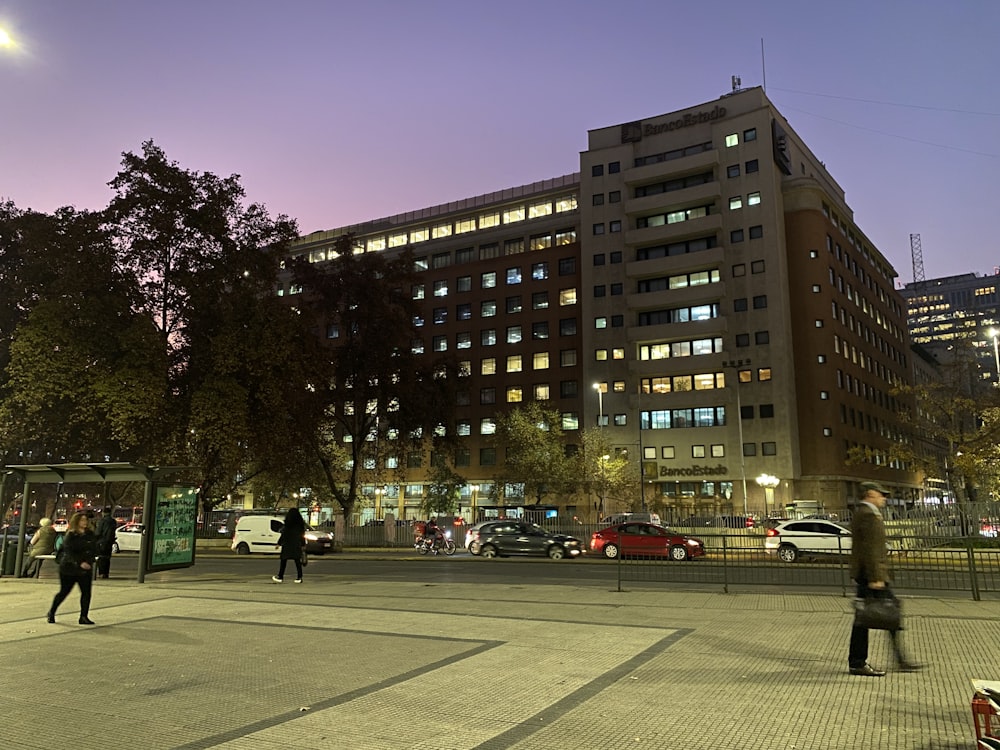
847, 481, 921, 676
95, 506, 117, 579
272, 508, 306, 584
21, 518, 56, 577
47, 512, 98, 625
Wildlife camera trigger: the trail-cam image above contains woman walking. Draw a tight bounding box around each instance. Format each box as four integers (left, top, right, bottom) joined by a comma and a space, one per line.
272, 508, 306, 584
47, 512, 98, 624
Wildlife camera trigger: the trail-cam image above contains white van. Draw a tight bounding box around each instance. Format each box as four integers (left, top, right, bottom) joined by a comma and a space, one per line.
230, 515, 334, 555
600, 512, 662, 527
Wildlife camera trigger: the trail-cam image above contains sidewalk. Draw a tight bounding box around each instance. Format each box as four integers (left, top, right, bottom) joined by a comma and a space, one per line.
2, 567, 998, 749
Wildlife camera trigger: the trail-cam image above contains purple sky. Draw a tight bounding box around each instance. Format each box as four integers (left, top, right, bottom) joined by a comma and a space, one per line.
1, 0, 997, 283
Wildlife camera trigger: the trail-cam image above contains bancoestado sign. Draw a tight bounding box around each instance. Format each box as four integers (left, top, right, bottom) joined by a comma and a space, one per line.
621, 105, 727, 143
658, 464, 729, 478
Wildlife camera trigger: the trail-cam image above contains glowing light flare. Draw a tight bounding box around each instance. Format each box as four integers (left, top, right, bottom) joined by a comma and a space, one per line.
0, 29, 12, 47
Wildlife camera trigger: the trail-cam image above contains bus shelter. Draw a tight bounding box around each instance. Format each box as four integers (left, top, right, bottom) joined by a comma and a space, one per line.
3, 463, 198, 583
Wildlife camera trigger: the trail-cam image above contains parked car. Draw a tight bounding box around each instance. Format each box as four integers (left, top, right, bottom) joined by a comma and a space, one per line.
230, 515, 334, 555
764, 519, 852, 562
114, 522, 145, 552
477, 522, 582, 560
590, 522, 705, 561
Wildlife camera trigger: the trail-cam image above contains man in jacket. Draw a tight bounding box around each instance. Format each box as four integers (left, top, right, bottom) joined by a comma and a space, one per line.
848, 481, 921, 676
95, 507, 117, 579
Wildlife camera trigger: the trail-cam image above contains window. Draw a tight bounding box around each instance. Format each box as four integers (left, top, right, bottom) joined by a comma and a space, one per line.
749, 225, 763, 239
610, 220, 621, 233
481, 300, 497, 317
507, 386, 523, 403
692, 445, 706, 458
751, 260, 765, 274
559, 318, 577, 336
411, 339, 424, 354
534, 383, 550, 400
480, 388, 496, 405
432, 335, 447, 352
532, 321, 549, 339
481, 329, 497, 345
747, 192, 761, 206
457, 420, 471, 436
592, 193, 605, 206
610, 283, 623, 295
593, 253, 606, 266
593, 223, 605, 235
727, 164, 740, 178
506, 355, 522, 373
481, 271, 496, 288
559, 288, 577, 306
744, 128, 757, 142
758, 367, 772, 381
479, 212, 500, 229
752, 295, 767, 309
326, 323, 340, 339
506, 326, 522, 344
745, 159, 759, 173
614, 413, 627, 426
481, 358, 496, 375
729, 196, 743, 210
595, 317, 607, 329
532, 262, 549, 280
411, 284, 425, 300
559, 257, 576, 275
457, 303, 472, 320
734, 298, 748, 312
504, 238, 524, 255
479, 243, 499, 260
533, 352, 549, 370
530, 233, 552, 250
456, 275, 471, 292
561, 413, 579, 431
532, 291, 549, 309
743, 443, 757, 457
560, 380, 577, 398
560, 349, 577, 367
480, 418, 497, 435
730, 229, 744, 243
711, 444, 725, 458
594, 285, 606, 297
725, 133, 739, 147
456, 332, 471, 349
503, 206, 525, 224
732, 263, 746, 277
609, 190, 621, 203
611, 315, 624, 327
754, 331, 769, 344
506, 296, 522, 313
612, 348, 625, 359
480, 448, 497, 466
610, 251, 622, 263
661, 446, 675, 459
736, 333, 750, 347
760, 404, 775, 418
433, 307, 447, 324
608, 161, 620, 174
762, 442, 776, 456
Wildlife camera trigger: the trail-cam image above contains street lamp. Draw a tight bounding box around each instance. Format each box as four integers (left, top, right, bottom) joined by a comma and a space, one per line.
989, 328, 1000, 387
722, 360, 751, 515
469, 484, 480, 520
593, 382, 604, 427
755, 474, 779, 515
598, 454, 610, 517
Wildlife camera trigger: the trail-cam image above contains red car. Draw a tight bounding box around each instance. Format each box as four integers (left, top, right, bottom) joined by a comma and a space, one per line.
590, 522, 706, 561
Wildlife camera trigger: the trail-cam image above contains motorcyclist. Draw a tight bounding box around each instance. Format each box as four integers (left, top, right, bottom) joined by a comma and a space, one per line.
424, 518, 443, 550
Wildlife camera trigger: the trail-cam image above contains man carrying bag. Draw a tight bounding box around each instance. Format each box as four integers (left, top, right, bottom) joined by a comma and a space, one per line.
847, 481, 922, 676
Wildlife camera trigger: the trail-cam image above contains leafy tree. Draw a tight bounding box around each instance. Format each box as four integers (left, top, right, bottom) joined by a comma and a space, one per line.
495, 403, 576, 506
576, 427, 637, 517
422, 458, 464, 516
289, 235, 461, 522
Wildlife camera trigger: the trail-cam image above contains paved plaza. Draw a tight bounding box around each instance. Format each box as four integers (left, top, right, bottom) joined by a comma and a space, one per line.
2, 560, 999, 749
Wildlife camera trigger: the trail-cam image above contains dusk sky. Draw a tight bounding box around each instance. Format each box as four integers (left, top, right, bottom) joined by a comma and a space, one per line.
1, 0, 997, 283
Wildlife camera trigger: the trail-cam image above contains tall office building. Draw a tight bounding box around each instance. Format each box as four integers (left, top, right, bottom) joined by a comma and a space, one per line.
287, 87, 922, 520
901, 271, 1000, 385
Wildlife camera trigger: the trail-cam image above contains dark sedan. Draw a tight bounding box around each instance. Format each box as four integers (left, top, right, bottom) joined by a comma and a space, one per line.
590, 522, 706, 561
477, 522, 583, 560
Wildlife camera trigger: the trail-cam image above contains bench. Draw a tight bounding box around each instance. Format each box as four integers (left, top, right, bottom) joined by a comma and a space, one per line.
27, 554, 57, 578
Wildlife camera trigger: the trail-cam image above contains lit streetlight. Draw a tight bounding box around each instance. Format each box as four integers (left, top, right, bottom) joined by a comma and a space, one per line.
593, 382, 604, 428
469, 484, 480, 520
755, 474, 780, 515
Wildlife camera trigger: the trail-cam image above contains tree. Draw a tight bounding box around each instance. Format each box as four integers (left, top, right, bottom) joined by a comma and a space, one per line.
105, 141, 303, 506
576, 427, 637, 517
495, 403, 576, 506
289, 235, 461, 522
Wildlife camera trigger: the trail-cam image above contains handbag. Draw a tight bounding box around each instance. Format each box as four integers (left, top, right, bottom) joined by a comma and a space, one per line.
853, 593, 902, 631
299, 548, 308, 567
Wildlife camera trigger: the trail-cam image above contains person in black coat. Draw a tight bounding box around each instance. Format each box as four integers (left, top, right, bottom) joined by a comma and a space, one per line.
95, 506, 117, 579
47, 512, 98, 625
272, 508, 306, 584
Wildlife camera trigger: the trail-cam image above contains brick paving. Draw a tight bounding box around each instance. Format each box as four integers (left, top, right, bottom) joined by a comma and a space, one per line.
2, 563, 999, 749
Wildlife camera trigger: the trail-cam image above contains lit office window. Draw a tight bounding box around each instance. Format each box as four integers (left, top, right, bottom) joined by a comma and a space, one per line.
388, 232, 408, 248
747, 192, 761, 206
480, 418, 496, 435
367, 237, 386, 252
411, 228, 429, 243
725, 133, 739, 147
534, 384, 550, 400
479, 211, 500, 228
528, 200, 553, 218
507, 355, 522, 373
432, 223, 452, 239
455, 218, 475, 234
503, 206, 525, 223
533, 352, 549, 370
559, 288, 578, 306
555, 195, 577, 212
481, 358, 496, 375
507, 386, 523, 403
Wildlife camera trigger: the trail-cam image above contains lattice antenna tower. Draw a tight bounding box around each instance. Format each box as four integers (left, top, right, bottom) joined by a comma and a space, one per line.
910, 233, 925, 285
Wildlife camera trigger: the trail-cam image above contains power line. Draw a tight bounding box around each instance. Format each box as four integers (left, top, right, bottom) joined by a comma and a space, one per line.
771, 86, 1000, 118
778, 105, 1000, 158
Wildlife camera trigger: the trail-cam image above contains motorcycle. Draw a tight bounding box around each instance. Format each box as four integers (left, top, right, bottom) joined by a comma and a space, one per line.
415, 529, 457, 556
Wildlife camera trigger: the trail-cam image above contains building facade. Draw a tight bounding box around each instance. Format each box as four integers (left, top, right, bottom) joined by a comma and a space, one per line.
286, 87, 923, 521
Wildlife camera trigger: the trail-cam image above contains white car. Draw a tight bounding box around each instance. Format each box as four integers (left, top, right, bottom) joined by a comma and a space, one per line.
764, 519, 852, 563
114, 523, 145, 552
